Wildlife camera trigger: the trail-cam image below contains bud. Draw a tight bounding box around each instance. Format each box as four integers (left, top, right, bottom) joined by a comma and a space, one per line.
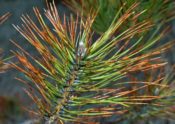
77, 40, 86, 57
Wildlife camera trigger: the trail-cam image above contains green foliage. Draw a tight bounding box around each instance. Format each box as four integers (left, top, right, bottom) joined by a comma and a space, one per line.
63, 0, 175, 34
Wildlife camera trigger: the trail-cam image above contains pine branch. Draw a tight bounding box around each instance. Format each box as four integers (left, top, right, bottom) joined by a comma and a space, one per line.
11, 2, 175, 123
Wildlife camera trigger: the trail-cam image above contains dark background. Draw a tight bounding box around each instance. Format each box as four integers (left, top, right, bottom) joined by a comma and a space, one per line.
0, 0, 175, 124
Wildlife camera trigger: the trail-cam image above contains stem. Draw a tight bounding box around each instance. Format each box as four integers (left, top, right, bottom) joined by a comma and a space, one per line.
48, 56, 81, 123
